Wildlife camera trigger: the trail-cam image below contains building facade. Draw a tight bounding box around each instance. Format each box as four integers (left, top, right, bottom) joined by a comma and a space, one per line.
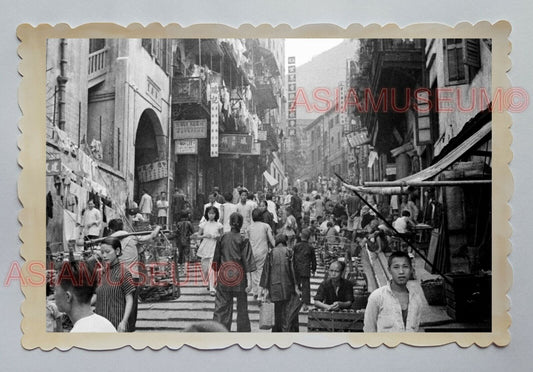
45, 38, 286, 252
352, 38, 492, 274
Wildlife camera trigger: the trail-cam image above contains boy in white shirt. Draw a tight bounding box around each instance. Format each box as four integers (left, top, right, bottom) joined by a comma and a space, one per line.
54, 260, 116, 333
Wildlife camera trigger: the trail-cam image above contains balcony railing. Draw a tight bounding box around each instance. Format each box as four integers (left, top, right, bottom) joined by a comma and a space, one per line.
88, 48, 108, 83
172, 77, 208, 106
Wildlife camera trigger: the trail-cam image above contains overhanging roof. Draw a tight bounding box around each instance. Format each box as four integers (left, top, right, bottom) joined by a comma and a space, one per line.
343, 119, 491, 195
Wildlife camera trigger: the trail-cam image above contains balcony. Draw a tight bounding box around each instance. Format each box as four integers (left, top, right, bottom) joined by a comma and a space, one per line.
88, 48, 108, 88
172, 77, 208, 106
370, 39, 425, 79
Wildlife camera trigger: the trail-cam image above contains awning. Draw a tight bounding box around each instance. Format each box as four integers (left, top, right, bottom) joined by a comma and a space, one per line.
343, 120, 491, 195
263, 170, 279, 186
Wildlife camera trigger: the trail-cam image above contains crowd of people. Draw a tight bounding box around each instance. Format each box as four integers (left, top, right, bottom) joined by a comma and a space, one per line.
48, 183, 427, 333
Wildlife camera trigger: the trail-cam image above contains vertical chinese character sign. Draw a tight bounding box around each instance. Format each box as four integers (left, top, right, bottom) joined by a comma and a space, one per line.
210, 84, 219, 157
287, 57, 297, 137
338, 82, 346, 125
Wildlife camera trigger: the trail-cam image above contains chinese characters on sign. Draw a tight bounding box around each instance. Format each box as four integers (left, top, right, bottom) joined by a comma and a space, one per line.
257, 130, 267, 141
175, 139, 198, 154
46, 158, 61, 175
172, 119, 207, 139
210, 87, 219, 157
346, 131, 369, 148
137, 160, 168, 183
219, 134, 253, 154
287, 56, 296, 137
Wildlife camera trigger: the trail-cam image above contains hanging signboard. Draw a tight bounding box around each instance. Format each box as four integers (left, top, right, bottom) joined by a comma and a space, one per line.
46, 158, 61, 176
288, 56, 297, 137
251, 142, 261, 156
175, 139, 198, 155
257, 130, 267, 141
219, 134, 253, 154
210, 90, 219, 157
173, 119, 207, 139
386, 163, 397, 176
346, 131, 370, 148
137, 160, 168, 183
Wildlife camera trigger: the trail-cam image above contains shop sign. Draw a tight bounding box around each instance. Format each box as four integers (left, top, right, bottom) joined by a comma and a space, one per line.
175, 139, 198, 155
46, 158, 61, 176
210, 91, 219, 157
137, 160, 168, 183
173, 119, 207, 139
219, 134, 253, 154
257, 130, 267, 141
386, 164, 397, 176
346, 131, 369, 148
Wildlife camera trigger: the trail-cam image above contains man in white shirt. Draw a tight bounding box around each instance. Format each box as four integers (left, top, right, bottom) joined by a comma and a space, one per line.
220, 192, 238, 232
200, 192, 222, 224
235, 189, 253, 237
138, 189, 153, 221
83, 200, 101, 240
393, 210, 415, 234
265, 193, 279, 225
156, 191, 169, 227
54, 260, 117, 333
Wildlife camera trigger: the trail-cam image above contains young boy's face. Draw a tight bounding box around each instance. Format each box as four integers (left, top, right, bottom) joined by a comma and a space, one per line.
389, 257, 412, 286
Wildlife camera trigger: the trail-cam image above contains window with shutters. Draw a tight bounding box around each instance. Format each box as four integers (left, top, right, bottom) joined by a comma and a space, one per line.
141, 39, 171, 76
444, 39, 481, 85
414, 83, 440, 146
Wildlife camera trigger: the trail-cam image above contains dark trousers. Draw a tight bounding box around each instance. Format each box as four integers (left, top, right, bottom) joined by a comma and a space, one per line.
296, 275, 311, 305
177, 243, 190, 264
127, 277, 141, 332
273, 298, 299, 332
213, 289, 251, 332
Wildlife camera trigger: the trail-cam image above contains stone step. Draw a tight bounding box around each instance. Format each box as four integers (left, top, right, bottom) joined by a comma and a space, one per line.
137, 309, 309, 323
135, 250, 354, 332
135, 320, 308, 333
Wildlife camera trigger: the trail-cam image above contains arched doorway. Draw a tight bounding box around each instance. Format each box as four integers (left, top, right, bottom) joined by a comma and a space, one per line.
134, 109, 167, 204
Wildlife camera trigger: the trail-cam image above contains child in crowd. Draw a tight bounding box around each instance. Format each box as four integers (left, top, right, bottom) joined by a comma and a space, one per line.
176, 211, 194, 266
197, 206, 223, 296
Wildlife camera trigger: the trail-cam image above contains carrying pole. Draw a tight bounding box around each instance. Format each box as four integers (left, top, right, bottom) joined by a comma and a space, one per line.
335, 173, 452, 284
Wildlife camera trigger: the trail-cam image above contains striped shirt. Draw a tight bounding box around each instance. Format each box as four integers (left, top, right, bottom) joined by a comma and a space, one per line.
95, 262, 136, 331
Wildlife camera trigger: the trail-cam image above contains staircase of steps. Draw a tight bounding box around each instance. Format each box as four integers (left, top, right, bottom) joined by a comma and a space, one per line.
136, 260, 329, 332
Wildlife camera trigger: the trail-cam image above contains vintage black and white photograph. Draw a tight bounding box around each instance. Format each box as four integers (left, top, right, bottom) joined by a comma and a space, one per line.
42, 35, 495, 336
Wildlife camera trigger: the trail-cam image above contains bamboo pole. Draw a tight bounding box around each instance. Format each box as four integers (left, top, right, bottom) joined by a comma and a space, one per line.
364, 179, 491, 187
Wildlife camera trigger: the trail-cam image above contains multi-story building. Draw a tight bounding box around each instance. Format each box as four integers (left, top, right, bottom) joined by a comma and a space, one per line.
46, 38, 172, 250
45, 38, 286, 251
352, 38, 492, 274
171, 39, 286, 215
304, 105, 349, 192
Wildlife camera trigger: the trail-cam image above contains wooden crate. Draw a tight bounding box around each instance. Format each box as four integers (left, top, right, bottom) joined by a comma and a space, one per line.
444, 273, 491, 322
307, 309, 364, 332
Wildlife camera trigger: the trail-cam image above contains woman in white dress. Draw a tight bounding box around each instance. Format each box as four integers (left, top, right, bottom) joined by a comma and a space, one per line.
196, 206, 223, 296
